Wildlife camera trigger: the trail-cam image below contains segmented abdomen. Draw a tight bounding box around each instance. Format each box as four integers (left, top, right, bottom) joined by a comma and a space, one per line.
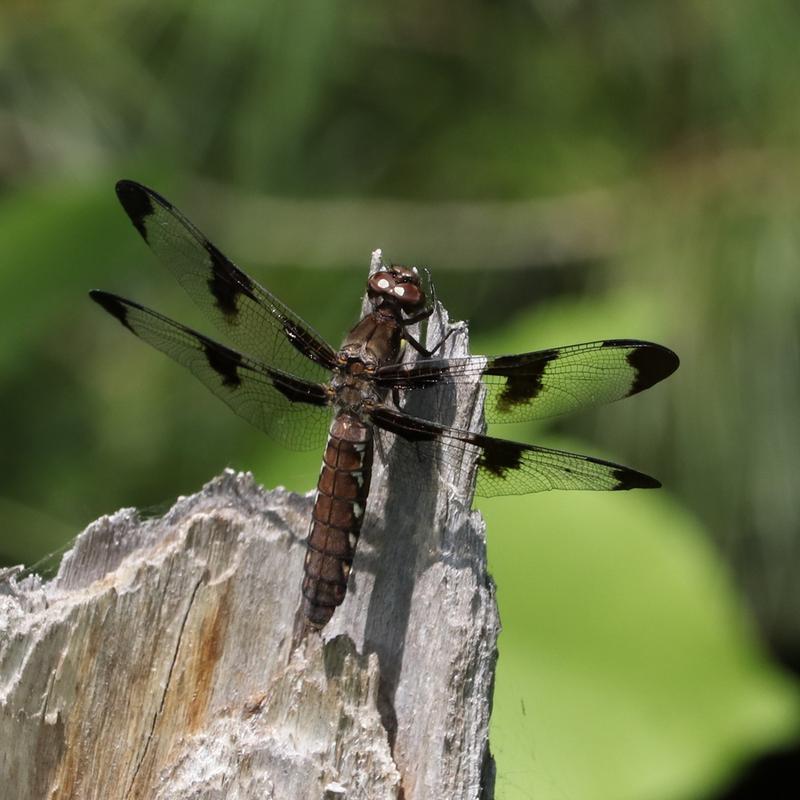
302, 411, 373, 627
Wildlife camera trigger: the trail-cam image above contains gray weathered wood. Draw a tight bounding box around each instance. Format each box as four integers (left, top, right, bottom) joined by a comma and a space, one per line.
0, 252, 499, 800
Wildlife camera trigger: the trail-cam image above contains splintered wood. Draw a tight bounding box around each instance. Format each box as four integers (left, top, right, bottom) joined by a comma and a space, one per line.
0, 299, 498, 800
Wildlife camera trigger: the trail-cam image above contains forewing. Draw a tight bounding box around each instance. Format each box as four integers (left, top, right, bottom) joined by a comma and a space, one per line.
91, 291, 332, 451
115, 180, 338, 382
370, 406, 660, 497
375, 340, 679, 424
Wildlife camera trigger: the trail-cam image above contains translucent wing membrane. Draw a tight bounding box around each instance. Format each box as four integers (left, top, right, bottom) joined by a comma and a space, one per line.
370, 406, 660, 497
115, 180, 338, 383
90, 291, 332, 451
97, 180, 675, 499
376, 340, 679, 424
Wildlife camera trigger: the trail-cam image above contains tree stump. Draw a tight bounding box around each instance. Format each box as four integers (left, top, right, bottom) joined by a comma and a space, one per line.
0, 254, 499, 799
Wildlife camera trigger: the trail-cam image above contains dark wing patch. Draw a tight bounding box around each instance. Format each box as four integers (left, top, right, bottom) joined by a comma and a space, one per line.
375, 340, 679, 424
90, 290, 332, 451
114, 180, 338, 381
367, 406, 439, 443
611, 464, 661, 490
91, 290, 135, 334
204, 239, 256, 319
370, 406, 660, 496
488, 348, 558, 413
202, 339, 242, 387
477, 438, 524, 479
622, 340, 680, 395
116, 179, 154, 240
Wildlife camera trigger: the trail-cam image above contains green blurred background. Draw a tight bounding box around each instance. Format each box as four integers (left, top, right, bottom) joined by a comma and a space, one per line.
1, 2, 799, 797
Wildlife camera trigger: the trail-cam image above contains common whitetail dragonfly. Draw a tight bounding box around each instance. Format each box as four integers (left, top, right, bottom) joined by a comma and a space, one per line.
91, 181, 679, 628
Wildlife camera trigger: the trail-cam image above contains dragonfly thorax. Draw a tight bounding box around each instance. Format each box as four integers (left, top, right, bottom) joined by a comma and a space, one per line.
330, 362, 383, 415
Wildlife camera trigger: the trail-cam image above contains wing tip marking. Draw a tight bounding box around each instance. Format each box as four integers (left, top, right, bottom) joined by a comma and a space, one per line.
90, 290, 134, 334
115, 179, 156, 241
612, 466, 661, 490
626, 344, 680, 395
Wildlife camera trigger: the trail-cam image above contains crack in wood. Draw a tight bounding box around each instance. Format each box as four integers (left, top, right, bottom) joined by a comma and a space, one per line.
123, 576, 204, 799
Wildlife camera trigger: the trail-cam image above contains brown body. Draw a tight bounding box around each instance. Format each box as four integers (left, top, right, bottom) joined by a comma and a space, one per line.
302, 412, 373, 626
302, 269, 426, 626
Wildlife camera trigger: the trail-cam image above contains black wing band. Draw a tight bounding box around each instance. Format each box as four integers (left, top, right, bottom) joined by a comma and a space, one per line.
375, 339, 679, 423
369, 405, 660, 496
115, 180, 338, 381
91, 290, 332, 451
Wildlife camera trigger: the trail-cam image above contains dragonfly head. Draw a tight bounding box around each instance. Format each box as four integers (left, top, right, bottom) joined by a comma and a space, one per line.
367, 265, 425, 315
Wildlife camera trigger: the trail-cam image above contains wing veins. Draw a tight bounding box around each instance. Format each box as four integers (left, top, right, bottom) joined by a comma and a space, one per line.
90, 290, 331, 451
375, 340, 678, 423
370, 405, 659, 496
115, 180, 338, 381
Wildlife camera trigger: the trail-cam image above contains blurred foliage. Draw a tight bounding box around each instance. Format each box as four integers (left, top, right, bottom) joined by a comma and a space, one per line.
484, 482, 797, 800
1, 1, 800, 798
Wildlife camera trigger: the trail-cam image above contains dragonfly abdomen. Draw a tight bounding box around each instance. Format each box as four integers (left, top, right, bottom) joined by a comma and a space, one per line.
302, 412, 373, 627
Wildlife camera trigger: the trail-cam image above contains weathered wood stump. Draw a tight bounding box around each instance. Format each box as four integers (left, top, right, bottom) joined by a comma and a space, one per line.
0, 260, 499, 799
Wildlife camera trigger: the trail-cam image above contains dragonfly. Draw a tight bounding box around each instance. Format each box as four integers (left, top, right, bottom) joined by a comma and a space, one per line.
91, 181, 679, 628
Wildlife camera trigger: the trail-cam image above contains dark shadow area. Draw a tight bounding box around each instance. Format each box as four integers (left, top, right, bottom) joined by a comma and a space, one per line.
362, 305, 466, 749
710, 739, 800, 799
